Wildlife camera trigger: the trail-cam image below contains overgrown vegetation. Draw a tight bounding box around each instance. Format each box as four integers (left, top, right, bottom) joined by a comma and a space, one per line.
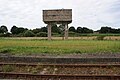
0, 38, 120, 55
2, 65, 14, 72
96, 35, 106, 40
24, 30, 35, 37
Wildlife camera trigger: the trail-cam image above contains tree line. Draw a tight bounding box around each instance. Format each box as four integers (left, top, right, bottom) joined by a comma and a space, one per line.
0, 24, 120, 37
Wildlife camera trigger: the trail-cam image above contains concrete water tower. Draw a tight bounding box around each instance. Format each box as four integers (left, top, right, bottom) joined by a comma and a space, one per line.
43, 9, 72, 40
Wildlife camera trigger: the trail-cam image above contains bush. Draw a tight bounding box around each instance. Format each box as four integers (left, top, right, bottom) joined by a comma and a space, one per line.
52, 33, 61, 37
24, 30, 35, 37
36, 32, 47, 37
0, 33, 4, 37
4, 33, 11, 37
2, 65, 14, 72
96, 35, 106, 40
69, 32, 79, 37
0, 48, 12, 53
0, 33, 11, 37
16, 33, 24, 37
69, 32, 76, 37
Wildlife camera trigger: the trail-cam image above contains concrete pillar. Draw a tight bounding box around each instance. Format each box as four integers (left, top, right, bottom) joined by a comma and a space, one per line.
47, 24, 51, 40
64, 23, 68, 40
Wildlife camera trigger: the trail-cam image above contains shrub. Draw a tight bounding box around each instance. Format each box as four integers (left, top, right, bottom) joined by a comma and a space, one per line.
36, 32, 47, 37
4, 32, 11, 37
52, 33, 61, 37
69, 32, 79, 37
24, 30, 35, 37
0, 48, 12, 53
16, 33, 24, 37
0, 33, 11, 37
96, 35, 106, 40
2, 65, 14, 72
0, 33, 4, 37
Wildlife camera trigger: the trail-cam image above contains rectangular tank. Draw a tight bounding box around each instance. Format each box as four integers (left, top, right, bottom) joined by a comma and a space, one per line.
43, 9, 72, 24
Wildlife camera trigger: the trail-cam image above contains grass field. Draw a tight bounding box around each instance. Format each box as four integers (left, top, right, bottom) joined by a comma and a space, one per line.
0, 37, 120, 55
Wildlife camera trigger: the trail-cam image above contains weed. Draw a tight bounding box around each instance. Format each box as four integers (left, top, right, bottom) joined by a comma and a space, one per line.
2, 65, 14, 72
96, 35, 106, 40
0, 48, 12, 53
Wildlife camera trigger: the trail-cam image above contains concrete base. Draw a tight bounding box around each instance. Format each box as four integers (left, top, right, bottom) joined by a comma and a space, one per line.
64, 24, 68, 40
47, 24, 52, 40
47, 23, 69, 40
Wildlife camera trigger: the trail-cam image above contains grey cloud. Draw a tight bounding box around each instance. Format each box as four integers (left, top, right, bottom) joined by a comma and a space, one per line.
0, 0, 120, 31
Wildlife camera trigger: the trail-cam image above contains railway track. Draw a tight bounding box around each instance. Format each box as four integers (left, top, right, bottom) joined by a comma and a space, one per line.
0, 62, 120, 66
0, 63, 120, 79
0, 56, 120, 64
0, 56, 120, 79
0, 72, 120, 80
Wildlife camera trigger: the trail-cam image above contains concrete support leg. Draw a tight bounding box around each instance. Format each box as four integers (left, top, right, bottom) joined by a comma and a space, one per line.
47, 24, 51, 40
64, 24, 68, 40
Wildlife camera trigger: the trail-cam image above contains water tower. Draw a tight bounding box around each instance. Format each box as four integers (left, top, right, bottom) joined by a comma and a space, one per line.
43, 9, 72, 40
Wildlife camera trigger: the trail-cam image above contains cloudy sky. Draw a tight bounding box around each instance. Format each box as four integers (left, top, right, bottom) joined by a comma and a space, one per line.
0, 0, 120, 31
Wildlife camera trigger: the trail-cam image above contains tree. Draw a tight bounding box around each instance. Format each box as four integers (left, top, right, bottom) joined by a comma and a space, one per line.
82, 27, 93, 33
32, 28, 41, 34
51, 24, 60, 33
117, 29, 120, 33
0, 25, 8, 33
100, 27, 109, 33
69, 26, 76, 32
11, 25, 19, 34
99, 27, 120, 33
17, 27, 28, 34
76, 27, 82, 33
11, 25, 28, 35
76, 27, 93, 33
58, 24, 65, 35
41, 27, 47, 32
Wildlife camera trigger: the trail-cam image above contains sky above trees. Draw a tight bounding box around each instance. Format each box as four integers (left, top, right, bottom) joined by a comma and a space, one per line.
0, 0, 120, 31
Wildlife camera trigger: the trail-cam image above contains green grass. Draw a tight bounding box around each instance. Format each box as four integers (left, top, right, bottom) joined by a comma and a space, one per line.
78, 33, 120, 36
0, 38, 120, 55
